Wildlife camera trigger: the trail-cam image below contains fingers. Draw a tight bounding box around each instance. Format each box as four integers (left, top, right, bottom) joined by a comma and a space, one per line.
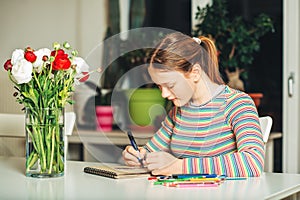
122, 146, 139, 166
138, 147, 147, 159
122, 146, 147, 167
138, 147, 147, 154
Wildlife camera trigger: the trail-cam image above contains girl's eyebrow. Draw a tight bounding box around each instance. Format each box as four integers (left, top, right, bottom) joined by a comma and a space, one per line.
159, 82, 172, 86
167, 82, 176, 86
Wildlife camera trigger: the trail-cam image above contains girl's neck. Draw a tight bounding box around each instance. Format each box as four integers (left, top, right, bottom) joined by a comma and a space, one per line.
191, 73, 222, 106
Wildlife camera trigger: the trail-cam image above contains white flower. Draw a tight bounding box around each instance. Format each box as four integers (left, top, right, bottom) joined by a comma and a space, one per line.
33, 48, 51, 72
72, 57, 89, 74
11, 58, 33, 84
11, 49, 25, 65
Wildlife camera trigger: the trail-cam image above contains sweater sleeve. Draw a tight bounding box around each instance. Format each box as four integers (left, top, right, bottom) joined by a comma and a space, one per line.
182, 94, 265, 177
144, 107, 176, 152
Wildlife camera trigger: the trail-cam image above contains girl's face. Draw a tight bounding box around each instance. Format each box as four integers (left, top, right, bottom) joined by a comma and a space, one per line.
148, 65, 195, 107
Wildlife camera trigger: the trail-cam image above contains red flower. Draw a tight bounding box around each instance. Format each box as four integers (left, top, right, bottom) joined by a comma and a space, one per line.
51, 49, 65, 57
79, 72, 89, 82
24, 51, 37, 63
52, 52, 71, 70
3, 59, 12, 71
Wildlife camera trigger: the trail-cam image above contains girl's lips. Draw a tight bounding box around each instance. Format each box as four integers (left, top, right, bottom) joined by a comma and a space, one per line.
169, 98, 177, 103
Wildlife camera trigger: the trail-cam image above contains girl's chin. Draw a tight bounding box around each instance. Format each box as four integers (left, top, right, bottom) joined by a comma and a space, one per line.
173, 99, 188, 107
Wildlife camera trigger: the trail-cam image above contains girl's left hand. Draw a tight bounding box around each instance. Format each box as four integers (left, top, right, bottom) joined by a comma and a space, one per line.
145, 151, 183, 176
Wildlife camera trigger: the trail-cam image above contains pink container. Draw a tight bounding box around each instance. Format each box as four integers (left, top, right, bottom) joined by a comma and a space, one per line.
95, 106, 113, 132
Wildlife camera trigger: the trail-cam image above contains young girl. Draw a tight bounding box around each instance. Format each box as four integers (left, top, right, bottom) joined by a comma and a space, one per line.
122, 32, 264, 177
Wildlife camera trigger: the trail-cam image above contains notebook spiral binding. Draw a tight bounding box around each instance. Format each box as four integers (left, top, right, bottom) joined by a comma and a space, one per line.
84, 167, 117, 178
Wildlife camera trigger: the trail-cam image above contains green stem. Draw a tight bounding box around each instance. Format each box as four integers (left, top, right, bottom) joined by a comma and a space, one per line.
32, 71, 42, 91
26, 126, 38, 152
55, 109, 62, 173
26, 151, 34, 169
26, 153, 38, 171
49, 127, 55, 174
32, 116, 46, 172
46, 133, 51, 169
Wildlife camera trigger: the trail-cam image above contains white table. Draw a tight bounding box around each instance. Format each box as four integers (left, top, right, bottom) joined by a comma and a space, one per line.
0, 156, 299, 200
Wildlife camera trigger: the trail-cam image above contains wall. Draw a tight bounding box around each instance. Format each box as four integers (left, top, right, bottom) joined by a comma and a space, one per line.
0, 0, 107, 113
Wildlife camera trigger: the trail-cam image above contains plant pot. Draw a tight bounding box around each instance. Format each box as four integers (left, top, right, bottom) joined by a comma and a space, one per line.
127, 88, 166, 127
95, 106, 114, 132
248, 93, 263, 107
25, 107, 64, 178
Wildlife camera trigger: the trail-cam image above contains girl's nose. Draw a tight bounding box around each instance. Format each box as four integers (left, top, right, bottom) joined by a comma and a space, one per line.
161, 86, 171, 98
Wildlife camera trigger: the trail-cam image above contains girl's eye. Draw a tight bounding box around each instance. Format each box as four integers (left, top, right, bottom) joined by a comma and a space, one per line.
168, 83, 175, 88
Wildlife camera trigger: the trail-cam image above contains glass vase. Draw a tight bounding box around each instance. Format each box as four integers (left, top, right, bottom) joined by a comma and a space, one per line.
25, 107, 65, 178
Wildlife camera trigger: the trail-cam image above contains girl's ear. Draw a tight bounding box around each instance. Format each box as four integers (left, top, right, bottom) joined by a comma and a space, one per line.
191, 64, 202, 82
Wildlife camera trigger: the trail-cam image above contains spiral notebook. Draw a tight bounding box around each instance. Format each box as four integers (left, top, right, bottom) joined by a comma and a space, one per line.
83, 165, 150, 179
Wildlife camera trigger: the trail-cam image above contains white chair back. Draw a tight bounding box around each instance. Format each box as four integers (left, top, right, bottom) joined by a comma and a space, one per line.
259, 116, 273, 143
65, 112, 76, 136
64, 112, 76, 160
0, 113, 25, 137
0, 113, 25, 157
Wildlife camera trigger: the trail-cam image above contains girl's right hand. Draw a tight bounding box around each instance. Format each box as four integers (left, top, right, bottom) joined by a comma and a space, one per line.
122, 145, 147, 167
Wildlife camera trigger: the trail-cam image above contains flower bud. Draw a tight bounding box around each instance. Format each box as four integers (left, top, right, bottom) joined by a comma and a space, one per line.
71, 50, 78, 57
49, 56, 55, 62
53, 42, 60, 50
42, 55, 49, 61
63, 42, 71, 49
25, 47, 34, 52
3, 59, 13, 71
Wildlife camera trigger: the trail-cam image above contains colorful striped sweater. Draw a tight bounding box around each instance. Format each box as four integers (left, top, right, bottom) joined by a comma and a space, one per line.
144, 86, 264, 177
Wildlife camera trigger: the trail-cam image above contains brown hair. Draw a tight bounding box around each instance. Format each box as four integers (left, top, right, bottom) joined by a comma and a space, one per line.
150, 32, 224, 84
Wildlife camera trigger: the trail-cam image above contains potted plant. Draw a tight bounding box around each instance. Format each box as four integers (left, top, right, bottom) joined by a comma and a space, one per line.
193, 0, 274, 106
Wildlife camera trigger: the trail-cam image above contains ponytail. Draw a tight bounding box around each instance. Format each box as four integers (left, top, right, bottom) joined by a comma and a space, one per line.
198, 36, 224, 84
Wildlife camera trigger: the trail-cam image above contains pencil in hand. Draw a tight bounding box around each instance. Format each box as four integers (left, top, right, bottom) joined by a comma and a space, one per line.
126, 131, 145, 167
